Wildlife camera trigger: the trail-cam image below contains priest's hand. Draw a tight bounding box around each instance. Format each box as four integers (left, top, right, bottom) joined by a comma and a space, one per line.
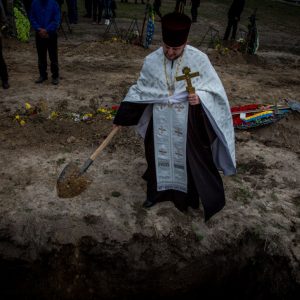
188, 93, 200, 106
113, 124, 122, 129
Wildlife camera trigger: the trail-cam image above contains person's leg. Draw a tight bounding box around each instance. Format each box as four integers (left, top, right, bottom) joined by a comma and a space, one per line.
86, 0, 92, 17
66, 0, 73, 23
98, 0, 104, 23
223, 18, 233, 40
35, 33, 48, 81
92, 0, 97, 22
175, 0, 180, 12
72, 0, 78, 24
191, 4, 197, 22
0, 38, 9, 88
68, 0, 78, 24
111, 0, 116, 18
48, 33, 59, 83
187, 163, 199, 209
153, 2, 162, 19
103, 0, 111, 19
231, 19, 238, 40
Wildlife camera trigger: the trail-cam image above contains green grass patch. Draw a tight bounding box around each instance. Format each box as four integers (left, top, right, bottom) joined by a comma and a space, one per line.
233, 186, 252, 204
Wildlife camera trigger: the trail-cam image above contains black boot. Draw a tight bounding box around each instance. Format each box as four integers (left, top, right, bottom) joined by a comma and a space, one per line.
35, 76, 48, 84
142, 198, 156, 208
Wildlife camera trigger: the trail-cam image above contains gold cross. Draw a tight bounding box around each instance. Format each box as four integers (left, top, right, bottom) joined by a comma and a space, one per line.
176, 67, 200, 94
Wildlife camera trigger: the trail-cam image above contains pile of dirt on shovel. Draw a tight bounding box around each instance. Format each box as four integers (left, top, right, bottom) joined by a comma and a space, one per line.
56, 162, 92, 198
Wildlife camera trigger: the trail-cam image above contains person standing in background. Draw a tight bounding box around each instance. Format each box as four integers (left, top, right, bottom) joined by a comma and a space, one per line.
153, 0, 162, 20
66, 0, 78, 24
0, 0, 9, 89
103, 0, 111, 21
223, 0, 245, 40
30, 0, 61, 85
84, 0, 92, 18
190, 0, 200, 23
92, 0, 103, 24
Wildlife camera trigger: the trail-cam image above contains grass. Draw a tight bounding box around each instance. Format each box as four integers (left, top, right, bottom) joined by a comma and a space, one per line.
56, 157, 66, 166
233, 186, 252, 204
270, 191, 279, 202
111, 191, 121, 197
191, 223, 204, 241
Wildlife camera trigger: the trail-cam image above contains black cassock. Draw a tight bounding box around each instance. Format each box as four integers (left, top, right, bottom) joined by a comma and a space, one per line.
113, 102, 225, 221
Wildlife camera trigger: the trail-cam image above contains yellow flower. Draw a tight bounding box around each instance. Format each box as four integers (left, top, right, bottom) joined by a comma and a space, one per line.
83, 113, 93, 118
97, 108, 107, 113
82, 113, 93, 121
15, 115, 20, 120
20, 120, 26, 126
25, 102, 32, 110
105, 114, 113, 120
50, 111, 59, 119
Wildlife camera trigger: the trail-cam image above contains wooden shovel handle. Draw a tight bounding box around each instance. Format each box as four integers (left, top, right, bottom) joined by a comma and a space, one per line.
90, 126, 119, 161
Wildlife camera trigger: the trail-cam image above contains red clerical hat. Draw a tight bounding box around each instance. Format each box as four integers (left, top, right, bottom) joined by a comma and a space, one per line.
161, 12, 192, 47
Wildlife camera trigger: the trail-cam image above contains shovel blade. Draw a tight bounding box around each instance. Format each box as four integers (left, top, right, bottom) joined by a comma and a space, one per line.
57, 162, 92, 198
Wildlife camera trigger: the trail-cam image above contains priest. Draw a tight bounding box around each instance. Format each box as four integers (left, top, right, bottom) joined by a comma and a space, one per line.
113, 12, 236, 221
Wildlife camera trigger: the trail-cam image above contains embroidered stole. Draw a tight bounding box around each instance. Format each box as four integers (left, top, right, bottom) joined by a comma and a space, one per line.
153, 101, 189, 193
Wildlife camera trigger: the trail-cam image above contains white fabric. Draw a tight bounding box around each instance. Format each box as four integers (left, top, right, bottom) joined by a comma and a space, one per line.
153, 102, 189, 193
123, 45, 236, 176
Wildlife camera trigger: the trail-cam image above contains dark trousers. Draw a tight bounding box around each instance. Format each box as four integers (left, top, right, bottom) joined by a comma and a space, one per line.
93, 0, 103, 23
175, 0, 186, 13
66, 0, 78, 24
0, 38, 8, 83
223, 18, 238, 40
191, 4, 199, 22
103, 0, 111, 19
153, 0, 162, 18
35, 33, 59, 79
85, 0, 92, 17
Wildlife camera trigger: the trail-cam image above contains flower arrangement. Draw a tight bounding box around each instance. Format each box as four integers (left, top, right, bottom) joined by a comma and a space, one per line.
215, 43, 229, 55
13, 102, 119, 126
97, 105, 119, 120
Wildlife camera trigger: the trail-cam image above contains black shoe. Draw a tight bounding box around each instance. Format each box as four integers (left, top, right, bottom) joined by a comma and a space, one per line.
2, 81, 9, 89
142, 199, 156, 208
35, 76, 47, 84
52, 77, 59, 85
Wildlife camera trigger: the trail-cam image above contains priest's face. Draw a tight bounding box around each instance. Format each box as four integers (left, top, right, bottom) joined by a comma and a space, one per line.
163, 43, 186, 60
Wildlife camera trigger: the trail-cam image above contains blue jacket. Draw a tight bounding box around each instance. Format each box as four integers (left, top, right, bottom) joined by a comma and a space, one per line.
30, 0, 61, 33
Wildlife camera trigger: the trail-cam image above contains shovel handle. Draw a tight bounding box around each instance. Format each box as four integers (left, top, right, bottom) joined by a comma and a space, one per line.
90, 126, 119, 161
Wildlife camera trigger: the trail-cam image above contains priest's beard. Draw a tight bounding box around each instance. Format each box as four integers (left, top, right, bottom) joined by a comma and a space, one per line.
163, 43, 186, 61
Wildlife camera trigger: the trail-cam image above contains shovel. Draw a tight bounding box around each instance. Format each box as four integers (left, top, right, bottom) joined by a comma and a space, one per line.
57, 126, 119, 198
